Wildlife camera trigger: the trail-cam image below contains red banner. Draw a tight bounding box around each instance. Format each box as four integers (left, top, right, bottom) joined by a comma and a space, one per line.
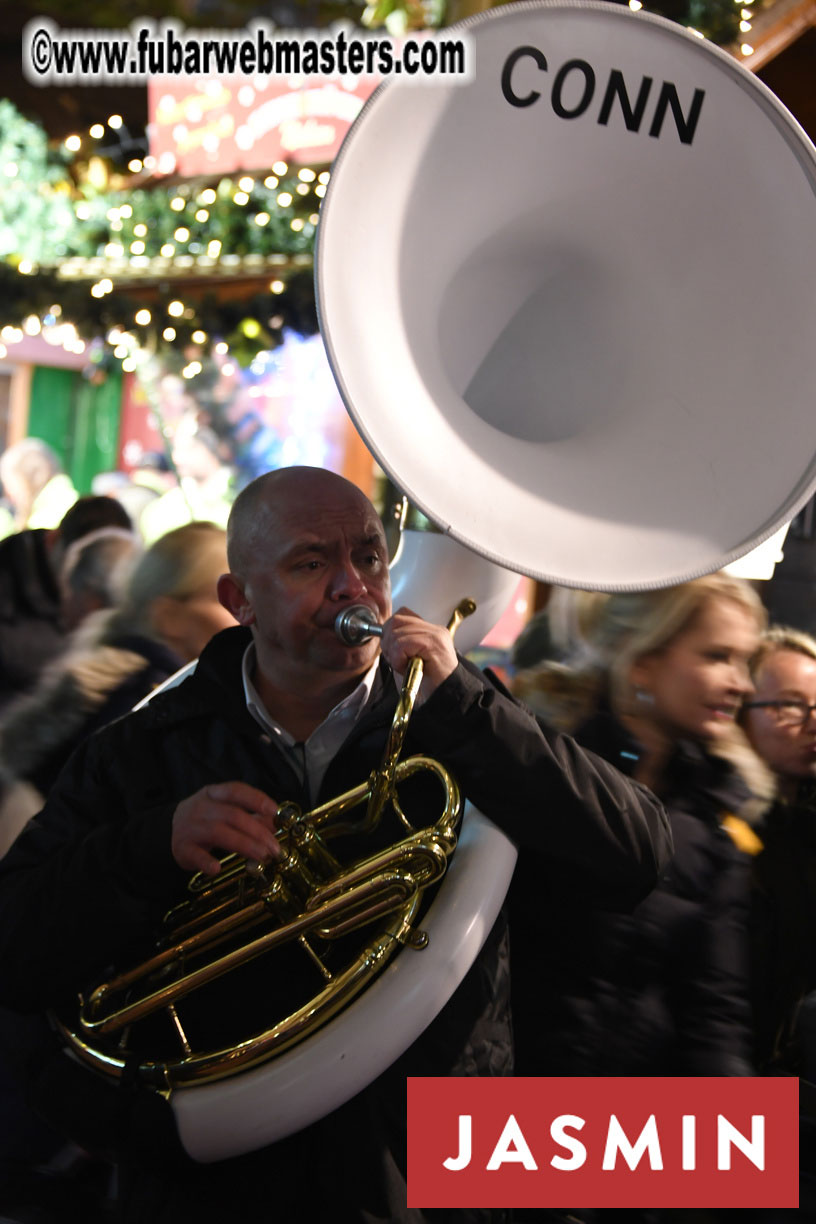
148, 76, 378, 176
407, 1077, 799, 1210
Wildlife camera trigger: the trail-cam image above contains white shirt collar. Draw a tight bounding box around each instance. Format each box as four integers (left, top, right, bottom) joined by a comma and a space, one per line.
240, 642, 383, 799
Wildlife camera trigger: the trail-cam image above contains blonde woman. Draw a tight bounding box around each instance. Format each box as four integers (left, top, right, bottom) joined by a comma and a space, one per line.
511, 573, 772, 1078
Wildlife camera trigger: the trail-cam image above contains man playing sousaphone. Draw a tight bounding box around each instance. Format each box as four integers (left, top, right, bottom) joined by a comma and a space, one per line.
0, 467, 670, 1222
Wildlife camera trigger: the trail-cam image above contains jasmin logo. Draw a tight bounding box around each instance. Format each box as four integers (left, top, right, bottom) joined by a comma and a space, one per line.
407, 1077, 798, 1210
444, 1111, 765, 1172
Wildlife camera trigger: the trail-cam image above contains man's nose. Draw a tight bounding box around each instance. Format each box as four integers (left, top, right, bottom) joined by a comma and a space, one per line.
328, 562, 368, 601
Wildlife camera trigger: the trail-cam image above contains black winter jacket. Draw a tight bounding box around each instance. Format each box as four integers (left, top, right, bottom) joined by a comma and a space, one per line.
510, 711, 754, 1078
0, 632, 183, 799
0, 627, 671, 1222
750, 790, 816, 1073
0, 529, 65, 710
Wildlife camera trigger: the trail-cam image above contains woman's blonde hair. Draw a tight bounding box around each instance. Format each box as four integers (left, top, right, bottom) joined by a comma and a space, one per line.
748, 624, 816, 680
102, 521, 227, 643
514, 572, 767, 730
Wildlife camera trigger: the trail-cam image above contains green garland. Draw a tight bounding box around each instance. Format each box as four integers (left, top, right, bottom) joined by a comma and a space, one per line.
0, 99, 322, 364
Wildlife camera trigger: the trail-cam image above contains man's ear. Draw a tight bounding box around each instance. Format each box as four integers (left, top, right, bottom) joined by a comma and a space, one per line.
217, 573, 255, 626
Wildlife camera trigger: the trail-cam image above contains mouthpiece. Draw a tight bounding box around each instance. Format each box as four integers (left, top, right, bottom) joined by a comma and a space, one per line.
334, 605, 383, 646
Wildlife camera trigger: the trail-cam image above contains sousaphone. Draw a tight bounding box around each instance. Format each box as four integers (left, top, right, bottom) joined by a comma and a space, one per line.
317, 0, 816, 590
62, 0, 816, 1162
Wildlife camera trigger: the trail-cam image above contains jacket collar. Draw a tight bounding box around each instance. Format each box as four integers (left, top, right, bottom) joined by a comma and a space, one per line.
576, 706, 754, 818
143, 625, 397, 735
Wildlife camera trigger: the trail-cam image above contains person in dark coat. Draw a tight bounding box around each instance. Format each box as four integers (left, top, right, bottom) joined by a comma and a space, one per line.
0, 521, 233, 834
511, 572, 773, 1080
740, 627, 816, 1074
0, 467, 671, 1224
0, 495, 133, 712
0, 522, 234, 1221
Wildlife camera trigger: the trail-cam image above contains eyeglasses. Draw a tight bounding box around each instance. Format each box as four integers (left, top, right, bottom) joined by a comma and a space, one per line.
743, 700, 816, 728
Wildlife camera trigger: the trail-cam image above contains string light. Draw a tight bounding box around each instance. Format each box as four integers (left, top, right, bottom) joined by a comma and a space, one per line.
3, 100, 322, 366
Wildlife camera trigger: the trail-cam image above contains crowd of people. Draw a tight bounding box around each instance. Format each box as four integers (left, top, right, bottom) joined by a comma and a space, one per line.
0, 457, 810, 1223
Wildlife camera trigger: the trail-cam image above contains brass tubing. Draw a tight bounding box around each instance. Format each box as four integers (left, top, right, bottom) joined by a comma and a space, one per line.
81, 833, 450, 1036
64, 596, 476, 1090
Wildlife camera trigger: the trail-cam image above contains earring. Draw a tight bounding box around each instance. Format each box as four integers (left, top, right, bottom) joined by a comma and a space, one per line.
634, 687, 655, 706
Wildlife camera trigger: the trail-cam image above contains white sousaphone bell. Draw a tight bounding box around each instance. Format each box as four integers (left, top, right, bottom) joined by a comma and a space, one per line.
83, 0, 816, 1161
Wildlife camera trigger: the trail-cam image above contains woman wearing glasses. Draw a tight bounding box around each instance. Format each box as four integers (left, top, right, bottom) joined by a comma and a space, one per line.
510, 572, 773, 1080
741, 628, 816, 1076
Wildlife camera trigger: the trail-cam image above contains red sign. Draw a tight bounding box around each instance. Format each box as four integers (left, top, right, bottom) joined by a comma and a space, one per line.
147, 76, 378, 175
407, 1077, 799, 1210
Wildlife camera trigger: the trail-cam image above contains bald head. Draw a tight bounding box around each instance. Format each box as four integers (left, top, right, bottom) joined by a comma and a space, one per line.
227, 467, 381, 580
218, 466, 391, 697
